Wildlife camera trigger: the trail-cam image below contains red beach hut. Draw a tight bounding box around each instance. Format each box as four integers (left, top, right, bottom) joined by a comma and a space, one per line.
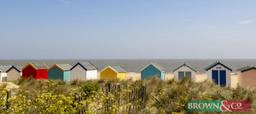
22, 63, 48, 79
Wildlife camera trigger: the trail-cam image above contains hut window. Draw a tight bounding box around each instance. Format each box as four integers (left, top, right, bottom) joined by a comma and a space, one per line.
185, 71, 192, 79
178, 71, 185, 80
178, 71, 192, 80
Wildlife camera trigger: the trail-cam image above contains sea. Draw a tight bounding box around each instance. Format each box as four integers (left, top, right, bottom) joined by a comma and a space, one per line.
1, 59, 256, 72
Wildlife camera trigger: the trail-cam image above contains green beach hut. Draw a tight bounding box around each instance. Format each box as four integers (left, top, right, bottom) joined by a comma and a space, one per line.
48, 64, 72, 82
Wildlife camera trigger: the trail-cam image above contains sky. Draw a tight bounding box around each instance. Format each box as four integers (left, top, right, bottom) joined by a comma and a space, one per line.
0, 0, 256, 59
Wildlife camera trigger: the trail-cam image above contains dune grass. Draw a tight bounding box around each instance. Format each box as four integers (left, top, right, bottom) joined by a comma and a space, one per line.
0, 78, 255, 114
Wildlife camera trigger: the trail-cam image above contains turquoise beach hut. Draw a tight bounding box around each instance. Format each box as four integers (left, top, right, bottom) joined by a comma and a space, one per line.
141, 63, 166, 80
48, 64, 72, 82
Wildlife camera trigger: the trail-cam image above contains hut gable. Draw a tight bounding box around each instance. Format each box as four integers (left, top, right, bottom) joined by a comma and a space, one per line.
6, 65, 22, 81
70, 63, 87, 81
22, 63, 48, 79
100, 66, 126, 80
70, 62, 98, 81
205, 61, 232, 71
100, 66, 126, 74
22, 64, 36, 78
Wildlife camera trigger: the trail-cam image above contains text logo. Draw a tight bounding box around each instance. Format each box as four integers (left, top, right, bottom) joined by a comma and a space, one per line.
186, 100, 251, 112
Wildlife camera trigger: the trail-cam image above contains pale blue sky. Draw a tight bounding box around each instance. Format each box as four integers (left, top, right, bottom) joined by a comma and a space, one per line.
0, 0, 256, 59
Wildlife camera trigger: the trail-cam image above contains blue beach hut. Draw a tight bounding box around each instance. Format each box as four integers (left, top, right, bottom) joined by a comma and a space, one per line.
205, 61, 232, 87
140, 63, 166, 80
48, 64, 72, 82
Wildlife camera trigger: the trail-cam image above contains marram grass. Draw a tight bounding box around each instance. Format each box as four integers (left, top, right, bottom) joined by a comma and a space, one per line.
0, 78, 255, 114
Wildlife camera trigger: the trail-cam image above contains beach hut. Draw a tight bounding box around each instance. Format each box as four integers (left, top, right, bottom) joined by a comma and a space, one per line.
22, 63, 48, 79
141, 63, 165, 80
100, 66, 126, 80
237, 66, 256, 89
173, 64, 197, 81
70, 62, 98, 81
6, 65, 22, 81
48, 64, 72, 82
0, 65, 12, 82
205, 61, 232, 87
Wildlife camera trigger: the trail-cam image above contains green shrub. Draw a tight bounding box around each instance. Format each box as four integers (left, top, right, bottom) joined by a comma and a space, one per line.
81, 81, 100, 97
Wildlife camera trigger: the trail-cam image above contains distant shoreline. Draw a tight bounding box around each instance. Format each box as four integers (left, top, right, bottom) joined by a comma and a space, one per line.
1, 59, 256, 72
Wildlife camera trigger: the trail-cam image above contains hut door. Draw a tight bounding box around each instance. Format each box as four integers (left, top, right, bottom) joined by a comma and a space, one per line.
219, 70, 226, 87
212, 70, 226, 87
212, 70, 219, 85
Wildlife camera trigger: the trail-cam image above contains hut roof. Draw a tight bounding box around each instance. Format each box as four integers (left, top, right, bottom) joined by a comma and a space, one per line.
141, 63, 166, 72
110, 66, 126, 73
55, 64, 72, 71
238, 66, 256, 72
32, 63, 49, 69
0, 65, 12, 72
173, 63, 198, 72
71, 62, 97, 71
6, 65, 23, 72
23, 63, 48, 70
80, 62, 97, 70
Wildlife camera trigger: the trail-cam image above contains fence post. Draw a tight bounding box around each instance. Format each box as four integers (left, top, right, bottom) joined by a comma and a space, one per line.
141, 84, 146, 113
5, 90, 11, 110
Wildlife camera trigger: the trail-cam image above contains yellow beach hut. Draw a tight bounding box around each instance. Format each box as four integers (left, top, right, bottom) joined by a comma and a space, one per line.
100, 66, 126, 80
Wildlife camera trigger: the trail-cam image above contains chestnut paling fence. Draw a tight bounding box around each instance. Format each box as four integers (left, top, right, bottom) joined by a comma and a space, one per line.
75, 82, 147, 113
